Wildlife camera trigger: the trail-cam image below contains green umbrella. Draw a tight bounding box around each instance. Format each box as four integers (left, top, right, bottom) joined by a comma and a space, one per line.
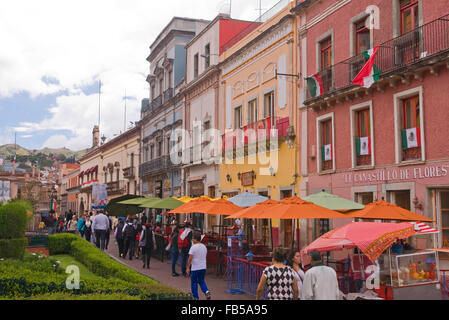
104, 195, 145, 217
118, 197, 158, 205
139, 197, 184, 210
303, 191, 365, 211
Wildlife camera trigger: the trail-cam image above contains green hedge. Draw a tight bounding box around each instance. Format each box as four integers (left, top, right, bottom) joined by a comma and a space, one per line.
0, 238, 27, 260
48, 233, 79, 255
0, 203, 28, 239
70, 239, 156, 285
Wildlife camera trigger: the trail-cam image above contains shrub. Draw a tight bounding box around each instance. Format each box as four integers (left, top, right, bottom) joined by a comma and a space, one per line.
0, 238, 27, 260
0, 203, 28, 239
48, 233, 79, 255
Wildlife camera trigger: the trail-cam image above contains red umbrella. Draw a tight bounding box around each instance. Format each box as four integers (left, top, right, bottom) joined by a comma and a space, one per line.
302, 222, 416, 262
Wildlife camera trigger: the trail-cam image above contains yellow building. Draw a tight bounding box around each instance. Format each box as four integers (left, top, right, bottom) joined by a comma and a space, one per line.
78, 125, 140, 213
219, 2, 300, 248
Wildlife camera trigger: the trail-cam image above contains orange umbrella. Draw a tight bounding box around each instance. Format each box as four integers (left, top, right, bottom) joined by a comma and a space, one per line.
254, 196, 350, 219
225, 199, 281, 219
169, 197, 212, 214
169, 198, 241, 216
347, 200, 433, 222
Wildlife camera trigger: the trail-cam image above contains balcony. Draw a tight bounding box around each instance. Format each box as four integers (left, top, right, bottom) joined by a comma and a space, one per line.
106, 180, 126, 195
152, 95, 163, 111
222, 116, 291, 151
305, 14, 449, 104
163, 88, 174, 104
139, 155, 180, 177
123, 167, 135, 179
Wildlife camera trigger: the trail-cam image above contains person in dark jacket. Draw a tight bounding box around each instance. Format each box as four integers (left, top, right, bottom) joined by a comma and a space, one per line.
170, 221, 180, 277
123, 220, 136, 260
140, 223, 155, 269
115, 219, 125, 257
84, 215, 92, 243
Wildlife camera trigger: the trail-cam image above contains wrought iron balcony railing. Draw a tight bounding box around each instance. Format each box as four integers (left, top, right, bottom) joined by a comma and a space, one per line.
163, 88, 174, 104
306, 14, 449, 102
106, 180, 126, 195
139, 155, 180, 177
122, 167, 134, 179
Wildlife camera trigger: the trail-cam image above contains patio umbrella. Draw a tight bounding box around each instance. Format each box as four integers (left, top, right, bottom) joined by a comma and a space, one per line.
176, 196, 194, 203
303, 191, 364, 211
139, 197, 184, 210
347, 200, 433, 222
225, 199, 281, 219
169, 198, 241, 216
169, 197, 213, 214
118, 197, 154, 205
302, 221, 416, 262
227, 192, 269, 208
104, 194, 145, 217
254, 196, 350, 219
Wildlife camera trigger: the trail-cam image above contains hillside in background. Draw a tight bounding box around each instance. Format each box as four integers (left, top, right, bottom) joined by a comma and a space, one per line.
0, 144, 87, 160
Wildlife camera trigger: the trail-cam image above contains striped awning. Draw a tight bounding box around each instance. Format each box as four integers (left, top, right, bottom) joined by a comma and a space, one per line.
411, 222, 439, 234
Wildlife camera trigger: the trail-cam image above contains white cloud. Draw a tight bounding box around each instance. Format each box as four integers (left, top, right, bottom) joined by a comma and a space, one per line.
1, 0, 282, 150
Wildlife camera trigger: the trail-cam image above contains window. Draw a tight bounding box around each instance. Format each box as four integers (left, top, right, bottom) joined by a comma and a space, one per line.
264, 91, 275, 120
234, 106, 242, 129
320, 119, 333, 171
150, 145, 154, 160
167, 136, 171, 155
130, 153, 134, 168
167, 71, 172, 89
116, 168, 120, 182
400, 0, 419, 34
355, 108, 372, 166
159, 78, 164, 96
320, 37, 333, 92
401, 95, 421, 161
355, 20, 370, 55
134, 181, 137, 195
194, 53, 199, 79
158, 141, 162, 157
204, 44, 210, 69
355, 192, 374, 205
151, 85, 155, 100
438, 191, 449, 248
248, 99, 258, 125
389, 190, 411, 210
104, 172, 107, 184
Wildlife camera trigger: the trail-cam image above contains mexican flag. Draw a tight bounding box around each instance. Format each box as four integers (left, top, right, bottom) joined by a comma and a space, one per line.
321, 144, 333, 162
306, 74, 325, 98
352, 46, 382, 88
356, 137, 371, 156
402, 127, 421, 149
50, 201, 56, 212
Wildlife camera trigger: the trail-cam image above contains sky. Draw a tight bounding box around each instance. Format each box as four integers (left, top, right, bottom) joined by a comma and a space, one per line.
0, 0, 282, 151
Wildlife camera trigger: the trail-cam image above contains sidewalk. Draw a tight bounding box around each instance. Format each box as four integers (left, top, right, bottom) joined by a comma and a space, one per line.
105, 240, 255, 300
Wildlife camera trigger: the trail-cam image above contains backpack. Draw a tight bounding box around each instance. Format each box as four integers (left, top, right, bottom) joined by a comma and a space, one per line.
178, 229, 191, 249
124, 224, 136, 238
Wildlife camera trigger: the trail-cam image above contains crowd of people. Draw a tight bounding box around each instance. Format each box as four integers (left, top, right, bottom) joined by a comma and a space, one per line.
41, 210, 342, 301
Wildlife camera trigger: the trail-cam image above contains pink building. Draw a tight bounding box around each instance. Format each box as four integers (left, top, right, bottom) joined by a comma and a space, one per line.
292, 0, 449, 252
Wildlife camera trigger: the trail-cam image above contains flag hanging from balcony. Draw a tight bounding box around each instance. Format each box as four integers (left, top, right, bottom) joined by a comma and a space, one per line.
50, 201, 56, 212
322, 144, 333, 162
356, 136, 371, 156
402, 127, 421, 149
352, 46, 381, 88
306, 74, 325, 98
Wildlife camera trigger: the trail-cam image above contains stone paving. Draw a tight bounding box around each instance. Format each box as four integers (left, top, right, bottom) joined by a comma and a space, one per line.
105, 240, 255, 300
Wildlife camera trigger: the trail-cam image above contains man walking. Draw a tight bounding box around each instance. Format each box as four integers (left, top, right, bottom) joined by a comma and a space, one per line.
46, 212, 57, 235
123, 220, 136, 260
179, 220, 193, 277
301, 250, 341, 300
186, 232, 211, 300
104, 213, 112, 250
91, 210, 110, 251
169, 221, 180, 277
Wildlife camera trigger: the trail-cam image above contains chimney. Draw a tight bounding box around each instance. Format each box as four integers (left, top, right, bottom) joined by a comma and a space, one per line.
92, 125, 100, 148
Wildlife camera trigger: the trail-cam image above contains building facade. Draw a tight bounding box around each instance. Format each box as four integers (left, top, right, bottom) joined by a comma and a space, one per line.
79, 125, 140, 213
140, 17, 210, 199
219, 1, 300, 247
292, 0, 449, 252
183, 14, 256, 231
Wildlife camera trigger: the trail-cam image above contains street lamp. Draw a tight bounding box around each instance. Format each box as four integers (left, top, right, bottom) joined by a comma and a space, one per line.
49, 185, 57, 213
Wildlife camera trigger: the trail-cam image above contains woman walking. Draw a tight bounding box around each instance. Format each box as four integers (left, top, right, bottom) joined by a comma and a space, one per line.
256, 248, 298, 300
115, 219, 125, 257
67, 216, 78, 235
286, 249, 305, 300
141, 223, 155, 269
84, 215, 92, 242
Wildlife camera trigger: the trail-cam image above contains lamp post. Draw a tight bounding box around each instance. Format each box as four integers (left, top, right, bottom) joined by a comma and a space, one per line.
49, 185, 57, 214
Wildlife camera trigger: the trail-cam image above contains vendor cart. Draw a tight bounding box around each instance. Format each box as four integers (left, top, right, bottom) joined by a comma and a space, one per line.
376, 249, 442, 300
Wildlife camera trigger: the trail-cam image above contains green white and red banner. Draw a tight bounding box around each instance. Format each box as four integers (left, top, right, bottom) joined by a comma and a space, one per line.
322, 144, 333, 162
352, 46, 382, 88
306, 74, 325, 98
402, 127, 421, 149
356, 136, 371, 156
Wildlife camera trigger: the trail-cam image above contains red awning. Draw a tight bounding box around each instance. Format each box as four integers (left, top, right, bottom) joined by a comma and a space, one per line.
79, 171, 84, 177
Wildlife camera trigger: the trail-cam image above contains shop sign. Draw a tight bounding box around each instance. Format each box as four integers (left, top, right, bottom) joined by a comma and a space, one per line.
344, 164, 449, 184
241, 172, 254, 187
189, 180, 204, 196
